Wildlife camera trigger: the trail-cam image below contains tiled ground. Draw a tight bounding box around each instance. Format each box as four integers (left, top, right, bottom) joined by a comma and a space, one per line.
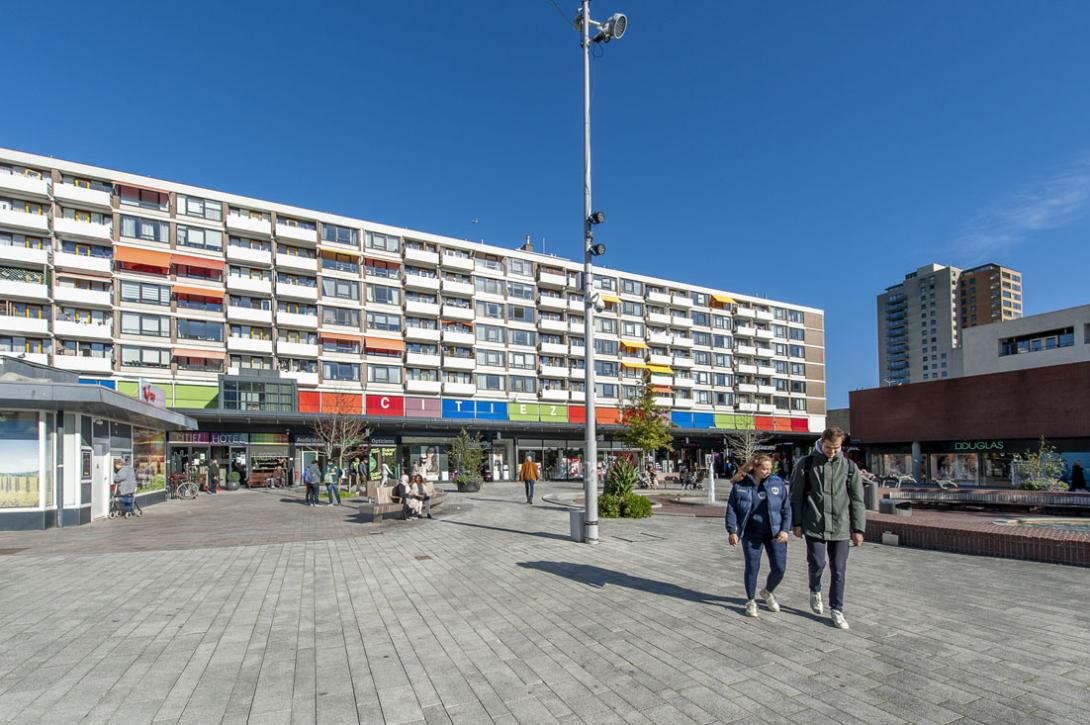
1, 482, 1088, 724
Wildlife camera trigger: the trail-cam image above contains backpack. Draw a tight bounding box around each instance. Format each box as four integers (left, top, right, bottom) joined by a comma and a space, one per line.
303, 466, 317, 485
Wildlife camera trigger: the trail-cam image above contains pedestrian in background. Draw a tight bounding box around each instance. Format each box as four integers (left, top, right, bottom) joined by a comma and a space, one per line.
304, 460, 321, 507
519, 453, 540, 505
324, 461, 342, 506
1071, 461, 1086, 491
113, 457, 139, 517
726, 453, 791, 618
208, 458, 220, 494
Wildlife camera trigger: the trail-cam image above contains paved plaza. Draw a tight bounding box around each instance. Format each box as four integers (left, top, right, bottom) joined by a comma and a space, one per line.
1, 483, 1089, 725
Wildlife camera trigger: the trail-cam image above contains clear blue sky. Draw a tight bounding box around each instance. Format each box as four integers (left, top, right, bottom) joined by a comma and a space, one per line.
4, 0, 1088, 406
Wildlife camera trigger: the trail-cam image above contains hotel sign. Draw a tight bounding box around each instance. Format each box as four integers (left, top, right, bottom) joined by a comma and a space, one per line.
953, 440, 1004, 451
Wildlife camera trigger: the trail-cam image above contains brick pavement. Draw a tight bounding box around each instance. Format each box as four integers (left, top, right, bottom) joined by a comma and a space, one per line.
0, 482, 1088, 724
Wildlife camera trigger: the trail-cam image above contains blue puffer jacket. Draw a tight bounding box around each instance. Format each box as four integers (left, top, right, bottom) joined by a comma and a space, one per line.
725, 474, 792, 538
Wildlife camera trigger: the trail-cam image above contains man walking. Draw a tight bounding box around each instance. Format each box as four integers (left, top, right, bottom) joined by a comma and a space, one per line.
790, 427, 866, 630
324, 461, 342, 506
304, 460, 321, 507
518, 453, 540, 505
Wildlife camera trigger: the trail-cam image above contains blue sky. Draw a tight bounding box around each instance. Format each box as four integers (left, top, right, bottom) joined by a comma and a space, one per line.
3, 0, 1088, 406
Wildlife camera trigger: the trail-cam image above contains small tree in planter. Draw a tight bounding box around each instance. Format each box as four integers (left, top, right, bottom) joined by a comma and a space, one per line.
621, 370, 675, 480
1013, 437, 1067, 491
450, 428, 484, 492
599, 457, 653, 519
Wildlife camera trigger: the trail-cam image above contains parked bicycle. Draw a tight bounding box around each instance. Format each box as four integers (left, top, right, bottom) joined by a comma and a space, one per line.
167, 467, 199, 500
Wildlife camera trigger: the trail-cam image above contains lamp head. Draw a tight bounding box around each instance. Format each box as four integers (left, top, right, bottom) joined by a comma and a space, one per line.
593, 12, 628, 42
589, 210, 606, 225
590, 243, 607, 256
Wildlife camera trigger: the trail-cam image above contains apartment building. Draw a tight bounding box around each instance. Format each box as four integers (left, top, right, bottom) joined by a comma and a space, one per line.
877, 262, 1022, 386
0, 148, 825, 484
957, 304, 1089, 377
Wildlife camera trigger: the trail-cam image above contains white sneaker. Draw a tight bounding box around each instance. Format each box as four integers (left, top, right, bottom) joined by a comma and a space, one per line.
830, 609, 850, 630
744, 600, 759, 618
810, 591, 824, 615
759, 588, 780, 613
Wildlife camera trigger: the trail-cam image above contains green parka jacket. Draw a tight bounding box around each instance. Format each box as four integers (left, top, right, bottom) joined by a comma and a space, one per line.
789, 445, 866, 541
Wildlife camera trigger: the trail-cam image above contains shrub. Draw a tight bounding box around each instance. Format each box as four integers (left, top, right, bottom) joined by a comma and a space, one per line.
598, 493, 623, 518
620, 493, 652, 518
604, 458, 638, 497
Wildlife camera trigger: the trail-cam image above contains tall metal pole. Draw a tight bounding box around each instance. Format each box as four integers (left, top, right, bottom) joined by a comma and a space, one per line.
581, 0, 599, 544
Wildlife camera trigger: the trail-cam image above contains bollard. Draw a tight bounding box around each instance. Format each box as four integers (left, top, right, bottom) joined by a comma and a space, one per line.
864, 480, 879, 511
569, 509, 585, 542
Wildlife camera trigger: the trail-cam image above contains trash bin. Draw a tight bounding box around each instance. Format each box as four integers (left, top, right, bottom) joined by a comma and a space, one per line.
864, 481, 879, 511
569, 509, 585, 542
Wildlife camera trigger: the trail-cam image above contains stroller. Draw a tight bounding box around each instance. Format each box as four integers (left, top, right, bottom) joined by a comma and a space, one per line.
108, 483, 142, 518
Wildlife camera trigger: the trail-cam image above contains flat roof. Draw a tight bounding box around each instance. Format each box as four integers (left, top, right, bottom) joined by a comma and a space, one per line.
0, 381, 197, 431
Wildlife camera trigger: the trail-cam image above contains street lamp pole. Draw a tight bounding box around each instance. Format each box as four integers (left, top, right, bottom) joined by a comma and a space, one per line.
576, 0, 626, 543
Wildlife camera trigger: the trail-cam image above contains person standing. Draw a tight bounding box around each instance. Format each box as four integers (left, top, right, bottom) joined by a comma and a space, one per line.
304, 460, 321, 507
324, 461, 342, 506
790, 427, 866, 630
1070, 461, 1086, 491
726, 453, 791, 618
113, 458, 139, 517
208, 458, 220, 494
381, 458, 393, 486
518, 453, 540, 505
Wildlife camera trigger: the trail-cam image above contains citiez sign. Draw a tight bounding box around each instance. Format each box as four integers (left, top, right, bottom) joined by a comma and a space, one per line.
953, 440, 1004, 451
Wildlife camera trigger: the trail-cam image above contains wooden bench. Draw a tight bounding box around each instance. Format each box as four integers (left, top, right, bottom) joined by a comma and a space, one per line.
358, 481, 443, 522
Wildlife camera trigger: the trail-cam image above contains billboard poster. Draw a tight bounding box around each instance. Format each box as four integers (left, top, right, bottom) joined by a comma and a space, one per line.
0, 412, 40, 508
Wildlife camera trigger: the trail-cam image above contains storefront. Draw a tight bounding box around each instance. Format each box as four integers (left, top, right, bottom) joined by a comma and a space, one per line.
168, 431, 290, 487
867, 438, 1090, 487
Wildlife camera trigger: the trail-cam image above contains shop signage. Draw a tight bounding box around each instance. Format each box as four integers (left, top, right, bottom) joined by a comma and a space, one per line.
508, 403, 540, 422
954, 440, 1005, 451
404, 397, 441, 419
366, 394, 405, 417
474, 401, 507, 420
250, 433, 289, 445
139, 378, 166, 408
442, 398, 476, 419
370, 437, 397, 446
170, 431, 249, 445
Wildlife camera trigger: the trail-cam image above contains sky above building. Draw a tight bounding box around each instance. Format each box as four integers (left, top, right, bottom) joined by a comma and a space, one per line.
3, 0, 1088, 406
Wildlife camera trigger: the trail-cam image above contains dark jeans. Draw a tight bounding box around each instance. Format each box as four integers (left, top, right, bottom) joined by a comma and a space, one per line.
326, 483, 341, 504
805, 536, 850, 611
741, 533, 787, 600
524, 479, 536, 502
305, 483, 318, 504
121, 493, 136, 514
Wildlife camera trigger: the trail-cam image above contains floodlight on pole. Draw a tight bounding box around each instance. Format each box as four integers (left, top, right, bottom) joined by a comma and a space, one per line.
576, 0, 626, 545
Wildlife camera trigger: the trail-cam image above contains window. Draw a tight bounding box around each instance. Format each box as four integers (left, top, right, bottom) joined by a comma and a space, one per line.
232, 265, 271, 280
790, 362, 806, 375
119, 186, 168, 211
476, 349, 504, 367
177, 225, 223, 251
621, 301, 644, 317
788, 310, 804, 323
693, 332, 712, 347
177, 194, 223, 221
276, 271, 314, 286
322, 337, 360, 354
789, 328, 805, 341
595, 339, 619, 356
476, 324, 504, 344
323, 362, 360, 381
321, 252, 359, 273
1000, 327, 1075, 356
595, 360, 619, 377
694, 351, 711, 366
230, 325, 271, 340
508, 351, 536, 369
1, 231, 46, 249
365, 284, 399, 305
60, 240, 111, 258
121, 312, 169, 337
277, 243, 316, 258
406, 317, 437, 330
322, 223, 359, 246
712, 335, 731, 349
121, 215, 169, 242
772, 324, 787, 338
323, 278, 360, 300
508, 258, 533, 277
595, 383, 619, 398
322, 306, 360, 327
791, 399, 806, 411
692, 312, 710, 327
367, 365, 402, 384
620, 278, 643, 296
221, 380, 295, 412
121, 346, 170, 367
790, 381, 807, 394
407, 368, 439, 382
508, 305, 535, 323
593, 275, 616, 292
230, 354, 272, 370
278, 329, 317, 344
509, 375, 537, 393
474, 277, 504, 296
789, 345, 805, 358
366, 231, 400, 253
56, 340, 112, 359
476, 374, 505, 391
176, 319, 223, 342
366, 312, 401, 332
474, 301, 503, 319
474, 254, 503, 273
279, 358, 318, 374
120, 281, 169, 306
713, 353, 731, 368
622, 321, 644, 338
508, 329, 537, 347
594, 317, 617, 334
1, 301, 46, 319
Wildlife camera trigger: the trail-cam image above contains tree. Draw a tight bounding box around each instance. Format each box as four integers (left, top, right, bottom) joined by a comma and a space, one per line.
449, 428, 485, 491
309, 394, 371, 481
724, 430, 773, 472
620, 370, 674, 473
1012, 437, 1067, 491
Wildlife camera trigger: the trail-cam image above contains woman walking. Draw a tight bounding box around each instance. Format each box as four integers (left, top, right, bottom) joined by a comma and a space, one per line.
726, 453, 791, 618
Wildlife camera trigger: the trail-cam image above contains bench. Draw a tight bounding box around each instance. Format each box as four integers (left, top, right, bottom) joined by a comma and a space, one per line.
358, 481, 442, 522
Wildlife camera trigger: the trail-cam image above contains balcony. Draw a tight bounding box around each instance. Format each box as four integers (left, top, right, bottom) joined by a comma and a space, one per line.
755, 310, 774, 321
444, 381, 476, 396
648, 332, 672, 346
277, 341, 319, 358
441, 329, 473, 345
441, 304, 473, 321
226, 215, 272, 237
540, 342, 567, 356
757, 385, 777, 395
539, 318, 567, 334
53, 251, 111, 275
53, 355, 113, 374
405, 247, 440, 266
541, 388, 569, 401
226, 276, 272, 296
227, 306, 273, 324
648, 291, 670, 304
755, 329, 774, 340
735, 307, 757, 319
443, 356, 475, 371
281, 370, 319, 387
672, 336, 694, 348
54, 286, 111, 307
569, 389, 585, 402
0, 351, 48, 366
0, 208, 49, 234
406, 379, 442, 394
650, 374, 673, 387
672, 356, 694, 368
738, 402, 758, 412
53, 183, 112, 210
540, 364, 569, 378
653, 395, 673, 407
406, 327, 441, 342
227, 245, 272, 267
405, 300, 440, 317
276, 311, 318, 329
757, 365, 776, 376
441, 279, 474, 297
735, 325, 757, 337
275, 223, 317, 244
0, 173, 49, 199
619, 354, 644, 367
0, 279, 49, 300
569, 344, 585, 358
758, 403, 776, 413
0, 316, 49, 335
648, 312, 671, 325
566, 298, 582, 313
569, 320, 589, 335
672, 377, 695, 388
275, 281, 318, 301
736, 344, 757, 356
55, 216, 114, 242
0, 245, 48, 267
647, 353, 672, 366
538, 269, 567, 288
671, 316, 693, 328
404, 275, 440, 292
275, 253, 318, 273
54, 320, 112, 340
406, 352, 441, 367
441, 254, 473, 272
227, 337, 273, 354
737, 363, 758, 374
670, 294, 693, 308
536, 295, 564, 312
673, 397, 694, 409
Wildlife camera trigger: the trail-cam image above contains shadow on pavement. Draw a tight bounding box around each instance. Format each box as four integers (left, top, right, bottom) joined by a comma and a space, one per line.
441, 520, 571, 541
468, 496, 570, 511
518, 561, 745, 608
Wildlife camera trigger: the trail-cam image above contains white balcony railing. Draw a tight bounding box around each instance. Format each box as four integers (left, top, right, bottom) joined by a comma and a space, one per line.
441, 304, 473, 321
227, 306, 273, 324
281, 370, 319, 386
538, 296, 567, 311
541, 388, 569, 401
54, 320, 112, 340
441, 329, 474, 345
443, 381, 476, 396
443, 356, 475, 371
406, 352, 441, 367
538, 270, 567, 288
539, 318, 567, 333
53, 355, 113, 373
227, 246, 273, 266
406, 379, 442, 394
540, 364, 569, 378
227, 337, 273, 354
540, 342, 568, 356
0, 173, 49, 198
404, 275, 441, 292
0, 245, 48, 267
405, 247, 440, 266
0, 279, 49, 300
277, 341, 319, 358
0, 208, 49, 234
54, 216, 113, 242
53, 183, 112, 209
274, 253, 318, 273
275, 224, 317, 244
53, 251, 111, 274
405, 327, 441, 342
226, 215, 272, 237
276, 311, 318, 329
0, 316, 49, 335
226, 276, 273, 296
441, 254, 474, 272
441, 279, 474, 297
54, 286, 111, 307
275, 281, 318, 301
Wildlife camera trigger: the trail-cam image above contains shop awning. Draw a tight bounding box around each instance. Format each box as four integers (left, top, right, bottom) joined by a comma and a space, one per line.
114, 245, 172, 268
621, 361, 647, 369
620, 339, 647, 349
600, 294, 620, 304
648, 364, 673, 375
173, 285, 224, 299
712, 294, 736, 304
364, 336, 405, 352
171, 253, 225, 271
173, 347, 226, 360
320, 331, 361, 343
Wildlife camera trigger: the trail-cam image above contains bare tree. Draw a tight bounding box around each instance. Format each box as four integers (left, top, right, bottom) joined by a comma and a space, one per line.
724, 430, 773, 472
309, 394, 371, 485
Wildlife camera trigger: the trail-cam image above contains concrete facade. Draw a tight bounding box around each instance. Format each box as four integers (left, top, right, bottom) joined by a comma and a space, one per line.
958, 303, 1090, 376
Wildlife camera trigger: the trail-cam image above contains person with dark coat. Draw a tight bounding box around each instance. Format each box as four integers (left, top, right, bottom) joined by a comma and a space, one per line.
1071, 461, 1086, 491
208, 458, 220, 494
726, 453, 791, 618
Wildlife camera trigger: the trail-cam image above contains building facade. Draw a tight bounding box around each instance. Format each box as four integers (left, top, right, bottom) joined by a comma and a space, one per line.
877, 262, 1022, 386
0, 148, 826, 487
957, 304, 1089, 377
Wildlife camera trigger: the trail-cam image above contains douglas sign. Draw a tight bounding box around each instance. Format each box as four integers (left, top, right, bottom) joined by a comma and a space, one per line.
954, 440, 1004, 451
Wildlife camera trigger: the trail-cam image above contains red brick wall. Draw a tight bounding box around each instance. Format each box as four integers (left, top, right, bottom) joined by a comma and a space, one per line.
850, 361, 1090, 443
